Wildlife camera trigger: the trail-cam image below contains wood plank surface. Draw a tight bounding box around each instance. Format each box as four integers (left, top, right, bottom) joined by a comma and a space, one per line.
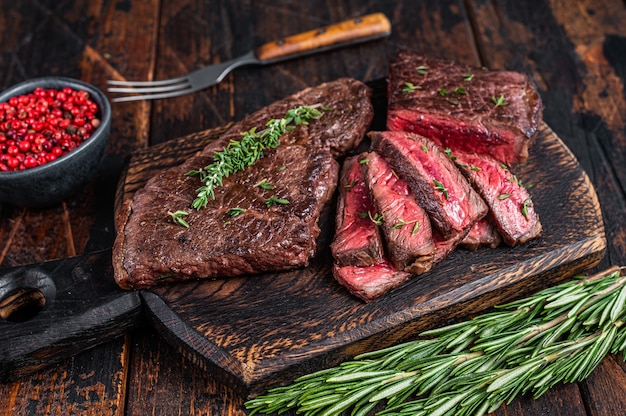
1, 0, 625, 415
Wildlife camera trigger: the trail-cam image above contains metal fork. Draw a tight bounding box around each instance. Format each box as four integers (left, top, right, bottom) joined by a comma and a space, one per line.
107, 13, 391, 102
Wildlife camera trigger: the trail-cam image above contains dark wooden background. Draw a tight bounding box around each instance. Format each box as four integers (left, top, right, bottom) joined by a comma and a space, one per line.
1, 0, 625, 414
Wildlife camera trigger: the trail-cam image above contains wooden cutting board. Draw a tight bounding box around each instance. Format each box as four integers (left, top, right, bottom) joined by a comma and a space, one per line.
116, 94, 606, 396
0, 81, 606, 396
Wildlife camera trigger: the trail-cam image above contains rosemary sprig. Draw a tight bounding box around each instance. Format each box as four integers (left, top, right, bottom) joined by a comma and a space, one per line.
246, 266, 626, 416
186, 105, 324, 209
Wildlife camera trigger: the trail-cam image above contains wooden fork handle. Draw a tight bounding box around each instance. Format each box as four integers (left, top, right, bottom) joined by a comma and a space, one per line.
255, 13, 391, 63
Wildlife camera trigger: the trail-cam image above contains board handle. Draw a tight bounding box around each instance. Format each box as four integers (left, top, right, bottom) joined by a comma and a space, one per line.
0, 250, 142, 381
255, 13, 391, 63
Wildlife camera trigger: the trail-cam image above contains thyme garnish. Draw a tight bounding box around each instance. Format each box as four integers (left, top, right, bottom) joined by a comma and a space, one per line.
444, 148, 457, 160
402, 82, 420, 93
521, 198, 533, 219
498, 193, 510, 200
391, 218, 420, 235
186, 105, 324, 209
433, 179, 449, 199
344, 179, 358, 191
228, 207, 246, 217
358, 211, 384, 225
421, 144, 428, 152
438, 88, 449, 96
254, 179, 274, 190
464, 70, 474, 81
246, 267, 626, 416
454, 86, 467, 95
167, 210, 189, 228
416, 65, 429, 75
265, 196, 289, 208
492, 94, 508, 107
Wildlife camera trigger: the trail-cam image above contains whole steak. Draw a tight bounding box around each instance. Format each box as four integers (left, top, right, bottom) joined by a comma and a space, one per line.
113, 78, 373, 289
387, 50, 543, 167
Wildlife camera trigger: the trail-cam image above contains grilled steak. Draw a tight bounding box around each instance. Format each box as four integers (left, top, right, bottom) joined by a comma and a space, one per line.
361, 151, 435, 274
386, 51, 543, 167
461, 216, 502, 250
432, 229, 467, 264
332, 262, 411, 302
369, 130, 488, 241
113, 78, 374, 289
451, 150, 542, 246
330, 155, 385, 267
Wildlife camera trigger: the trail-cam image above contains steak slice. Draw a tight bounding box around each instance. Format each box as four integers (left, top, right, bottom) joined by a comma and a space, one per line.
369, 130, 488, 241
330, 155, 385, 267
432, 229, 467, 265
361, 151, 435, 274
386, 50, 543, 167
461, 216, 502, 250
332, 262, 411, 302
451, 150, 542, 246
113, 78, 374, 289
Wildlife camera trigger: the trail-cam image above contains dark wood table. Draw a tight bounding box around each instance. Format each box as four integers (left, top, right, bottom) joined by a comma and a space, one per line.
1, 0, 626, 414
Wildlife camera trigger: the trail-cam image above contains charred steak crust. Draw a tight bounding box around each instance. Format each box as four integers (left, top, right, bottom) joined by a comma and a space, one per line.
113, 78, 374, 289
330, 155, 386, 267
369, 130, 488, 241
386, 50, 543, 167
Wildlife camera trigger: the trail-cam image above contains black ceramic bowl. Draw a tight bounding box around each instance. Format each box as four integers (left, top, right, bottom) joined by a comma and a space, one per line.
0, 77, 111, 207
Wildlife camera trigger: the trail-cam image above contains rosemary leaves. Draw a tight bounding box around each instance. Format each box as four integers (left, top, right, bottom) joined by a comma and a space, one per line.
246, 266, 626, 416
186, 105, 324, 210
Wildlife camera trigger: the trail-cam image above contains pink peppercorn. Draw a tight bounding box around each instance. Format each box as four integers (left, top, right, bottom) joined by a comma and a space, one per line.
0, 87, 100, 172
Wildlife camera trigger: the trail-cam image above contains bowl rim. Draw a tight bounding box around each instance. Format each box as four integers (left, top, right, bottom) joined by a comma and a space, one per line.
0, 76, 111, 178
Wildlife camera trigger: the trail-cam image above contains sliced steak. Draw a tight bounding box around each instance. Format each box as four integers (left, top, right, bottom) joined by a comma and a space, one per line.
113, 78, 374, 289
386, 50, 543, 167
451, 150, 542, 246
332, 262, 412, 302
369, 130, 488, 241
432, 229, 467, 265
461, 216, 502, 250
361, 151, 435, 274
330, 155, 385, 267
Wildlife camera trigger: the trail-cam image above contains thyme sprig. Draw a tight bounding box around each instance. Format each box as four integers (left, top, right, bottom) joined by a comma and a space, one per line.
186, 105, 324, 209
167, 210, 189, 228
433, 179, 449, 200
246, 266, 626, 416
